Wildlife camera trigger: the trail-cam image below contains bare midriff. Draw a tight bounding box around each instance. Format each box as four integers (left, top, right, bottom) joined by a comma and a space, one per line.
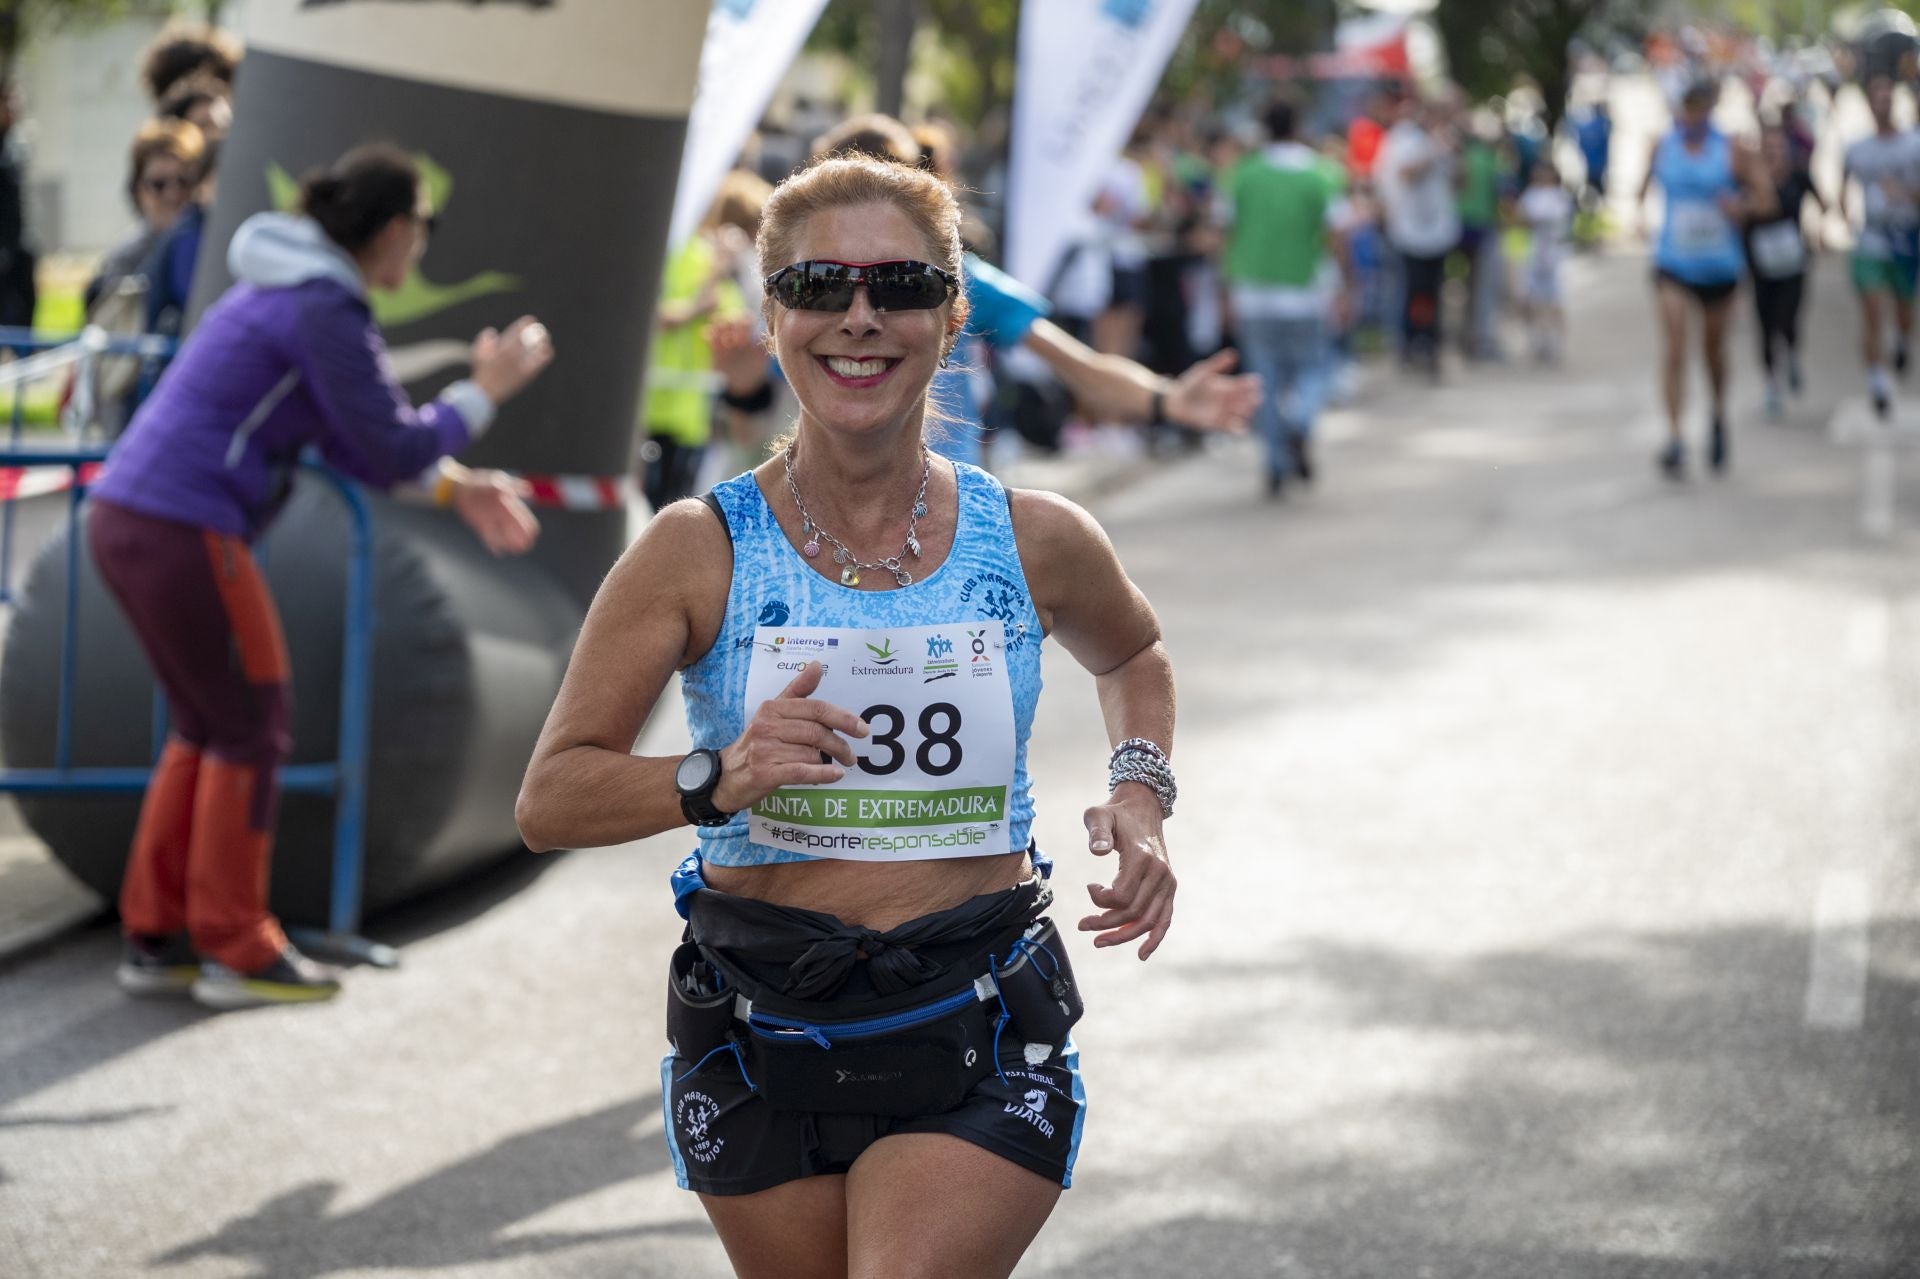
701, 849, 1035, 933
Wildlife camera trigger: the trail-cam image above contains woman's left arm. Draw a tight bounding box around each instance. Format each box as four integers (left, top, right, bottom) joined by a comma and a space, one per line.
1016, 489, 1178, 960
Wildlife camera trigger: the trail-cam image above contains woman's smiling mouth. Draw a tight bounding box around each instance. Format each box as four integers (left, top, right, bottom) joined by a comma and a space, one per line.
817, 355, 903, 388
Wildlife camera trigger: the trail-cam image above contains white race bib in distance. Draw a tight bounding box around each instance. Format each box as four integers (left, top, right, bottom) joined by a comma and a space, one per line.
1671, 199, 1732, 255
743, 623, 1017, 862
1749, 221, 1806, 279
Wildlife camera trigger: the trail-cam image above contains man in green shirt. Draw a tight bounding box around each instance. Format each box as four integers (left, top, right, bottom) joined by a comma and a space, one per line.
1457, 112, 1510, 361
1221, 98, 1354, 496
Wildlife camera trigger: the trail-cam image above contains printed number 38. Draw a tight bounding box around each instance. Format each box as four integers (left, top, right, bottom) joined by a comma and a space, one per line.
857, 703, 963, 777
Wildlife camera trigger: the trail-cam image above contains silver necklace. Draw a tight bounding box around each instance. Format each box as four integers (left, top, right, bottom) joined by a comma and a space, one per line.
782, 444, 930, 587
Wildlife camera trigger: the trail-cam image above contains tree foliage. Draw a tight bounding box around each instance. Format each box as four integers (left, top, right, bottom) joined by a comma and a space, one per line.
809, 0, 1021, 127
0, 0, 164, 77
1158, 0, 1339, 109
1434, 0, 1652, 128
809, 0, 1342, 127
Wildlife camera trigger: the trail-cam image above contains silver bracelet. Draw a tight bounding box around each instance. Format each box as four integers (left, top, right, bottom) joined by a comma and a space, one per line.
1108, 740, 1175, 818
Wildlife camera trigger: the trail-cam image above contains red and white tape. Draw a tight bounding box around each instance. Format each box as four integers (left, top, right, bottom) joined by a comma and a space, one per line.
0, 461, 635, 512
516, 473, 637, 511
0, 463, 101, 502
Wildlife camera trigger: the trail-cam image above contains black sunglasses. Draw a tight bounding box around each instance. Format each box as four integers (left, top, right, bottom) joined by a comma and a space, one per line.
765, 259, 957, 312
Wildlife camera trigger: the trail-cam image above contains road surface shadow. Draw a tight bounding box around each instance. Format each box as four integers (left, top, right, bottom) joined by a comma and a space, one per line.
368, 844, 571, 949
0, 848, 569, 1124
1091, 920, 1920, 1279
1032, 1214, 1892, 1279
154, 1094, 699, 1277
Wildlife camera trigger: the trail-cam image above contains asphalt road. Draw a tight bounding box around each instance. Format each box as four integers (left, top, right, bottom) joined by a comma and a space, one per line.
8, 69, 1920, 1274
4, 239, 1918, 1278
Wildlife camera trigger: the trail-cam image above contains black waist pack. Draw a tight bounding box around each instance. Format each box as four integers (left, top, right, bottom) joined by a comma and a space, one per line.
738, 963, 1003, 1116
668, 908, 1086, 1118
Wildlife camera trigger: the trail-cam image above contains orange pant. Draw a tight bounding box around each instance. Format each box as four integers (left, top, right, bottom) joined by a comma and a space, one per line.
89, 500, 292, 973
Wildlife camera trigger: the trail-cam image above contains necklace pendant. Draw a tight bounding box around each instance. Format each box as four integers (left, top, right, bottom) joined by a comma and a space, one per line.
803, 538, 821, 559
907, 533, 922, 558
894, 567, 914, 586
913, 501, 928, 520
841, 566, 861, 587
832, 547, 849, 566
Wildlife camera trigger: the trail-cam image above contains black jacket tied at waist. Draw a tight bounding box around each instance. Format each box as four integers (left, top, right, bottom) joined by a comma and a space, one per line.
686, 876, 1049, 1001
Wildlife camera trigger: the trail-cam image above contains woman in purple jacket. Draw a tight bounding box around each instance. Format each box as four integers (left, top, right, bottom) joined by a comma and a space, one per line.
89, 143, 554, 1009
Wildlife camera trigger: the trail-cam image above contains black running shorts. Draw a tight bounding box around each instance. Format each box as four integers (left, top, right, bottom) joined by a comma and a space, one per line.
660, 1037, 1086, 1196
1654, 267, 1738, 309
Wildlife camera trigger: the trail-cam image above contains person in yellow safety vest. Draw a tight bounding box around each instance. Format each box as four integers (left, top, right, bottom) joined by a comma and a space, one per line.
642, 228, 746, 511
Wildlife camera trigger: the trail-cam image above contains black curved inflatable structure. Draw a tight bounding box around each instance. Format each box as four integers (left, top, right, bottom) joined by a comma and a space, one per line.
0, 484, 580, 924
0, 2, 708, 921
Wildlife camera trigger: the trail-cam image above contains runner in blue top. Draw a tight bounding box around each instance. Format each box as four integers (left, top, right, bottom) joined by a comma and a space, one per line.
517, 155, 1180, 1278
1637, 81, 1763, 478
926, 252, 1048, 465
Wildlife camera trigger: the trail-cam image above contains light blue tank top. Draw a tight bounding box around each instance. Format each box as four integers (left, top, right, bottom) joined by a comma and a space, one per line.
682, 460, 1045, 867
1654, 128, 1744, 285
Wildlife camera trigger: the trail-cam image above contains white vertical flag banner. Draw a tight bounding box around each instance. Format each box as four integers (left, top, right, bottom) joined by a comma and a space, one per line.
1007, 0, 1201, 291
670, 0, 832, 247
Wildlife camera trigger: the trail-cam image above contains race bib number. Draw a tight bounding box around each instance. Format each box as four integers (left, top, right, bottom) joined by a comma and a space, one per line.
743, 623, 1016, 861
1671, 200, 1731, 255
1749, 222, 1806, 279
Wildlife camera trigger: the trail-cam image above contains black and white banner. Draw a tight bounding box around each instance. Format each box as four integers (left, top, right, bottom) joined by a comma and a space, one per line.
1006, 0, 1200, 291
670, 0, 831, 247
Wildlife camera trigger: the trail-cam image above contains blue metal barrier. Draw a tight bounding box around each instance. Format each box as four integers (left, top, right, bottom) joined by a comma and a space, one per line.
0, 328, 392, 967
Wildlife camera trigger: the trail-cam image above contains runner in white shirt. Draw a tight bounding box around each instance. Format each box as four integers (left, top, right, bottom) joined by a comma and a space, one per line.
1374, 96, 1463, 378
1841, 74, 1920, 417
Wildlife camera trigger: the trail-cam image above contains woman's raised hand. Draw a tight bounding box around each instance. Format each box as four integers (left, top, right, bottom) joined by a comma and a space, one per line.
472, 315, 555, 404
710, 661, 870, 815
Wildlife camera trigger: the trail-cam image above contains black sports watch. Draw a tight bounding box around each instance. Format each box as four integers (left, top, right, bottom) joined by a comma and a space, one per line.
675, 748, 733, 827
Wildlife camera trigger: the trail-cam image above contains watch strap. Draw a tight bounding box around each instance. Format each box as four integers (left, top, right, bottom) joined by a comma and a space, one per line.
677, 749, 732, 827
680, 790, 732, 827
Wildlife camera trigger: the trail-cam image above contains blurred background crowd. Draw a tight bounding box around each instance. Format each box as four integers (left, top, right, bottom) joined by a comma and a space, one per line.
0, 2, 1907, 492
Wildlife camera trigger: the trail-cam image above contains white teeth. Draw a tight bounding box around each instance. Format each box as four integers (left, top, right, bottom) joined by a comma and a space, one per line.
826, 357, 890, 378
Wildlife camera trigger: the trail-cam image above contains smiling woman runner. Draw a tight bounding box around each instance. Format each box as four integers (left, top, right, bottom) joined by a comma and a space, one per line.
516, 155, 1179, 1279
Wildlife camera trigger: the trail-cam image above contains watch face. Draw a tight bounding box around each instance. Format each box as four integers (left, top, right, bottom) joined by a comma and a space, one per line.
676, 750, 716, 794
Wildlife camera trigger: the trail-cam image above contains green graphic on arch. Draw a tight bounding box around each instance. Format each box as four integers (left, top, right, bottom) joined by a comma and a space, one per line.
267, 152, 521, 328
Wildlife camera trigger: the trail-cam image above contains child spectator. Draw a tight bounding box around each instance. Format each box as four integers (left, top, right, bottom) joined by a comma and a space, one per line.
1517, 161, 1574, 363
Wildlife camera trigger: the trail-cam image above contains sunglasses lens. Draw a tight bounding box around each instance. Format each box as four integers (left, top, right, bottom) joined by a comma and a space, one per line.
783, 264, 855, 311
865, 266, 948, 311
772, 262, 949, 311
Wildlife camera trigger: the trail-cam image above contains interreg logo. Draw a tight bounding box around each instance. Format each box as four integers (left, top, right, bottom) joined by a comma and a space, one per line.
1100, 0, 1152, 29
773, 635, 838, 651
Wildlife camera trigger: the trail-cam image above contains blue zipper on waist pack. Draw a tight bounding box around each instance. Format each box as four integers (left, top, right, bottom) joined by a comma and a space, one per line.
747, 986, 980, 1049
